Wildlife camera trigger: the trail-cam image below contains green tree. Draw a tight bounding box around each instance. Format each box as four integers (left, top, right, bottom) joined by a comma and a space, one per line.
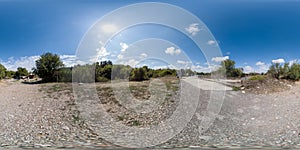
33, 52, 64, 82
0, 64, 6, 79
15, 67, 29, 78
95, 61, 113, 81
216, 59, 243, 78
289, 63, 300, 81
5, 70, 15, 79
57, 67, 72, 82
73, 64, 95, 83
130, 68, 148, 81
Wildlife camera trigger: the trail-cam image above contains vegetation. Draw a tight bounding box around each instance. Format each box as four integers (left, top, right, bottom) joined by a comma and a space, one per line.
0, 64, 6, 79
249, 75, 265, 81
5, 70, 15, 79
215, 59, 243, 78
2, 52, 300, 83
268, 62, 300, 81
33, 52, 64, 82
15, 67, 29, 78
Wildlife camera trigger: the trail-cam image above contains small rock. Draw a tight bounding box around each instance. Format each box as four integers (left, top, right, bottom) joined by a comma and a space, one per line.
62, 126, 70, 130
251, 118, 255, 120
199, 136, 212, 141
242, 91, 246, 94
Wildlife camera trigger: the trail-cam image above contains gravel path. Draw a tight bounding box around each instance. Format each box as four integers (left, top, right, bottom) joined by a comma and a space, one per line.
0, 78, 300, 149
0, 80, 112, 149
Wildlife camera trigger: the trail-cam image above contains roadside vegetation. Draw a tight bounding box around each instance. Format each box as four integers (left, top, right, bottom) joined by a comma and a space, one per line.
0, 52, 299, 84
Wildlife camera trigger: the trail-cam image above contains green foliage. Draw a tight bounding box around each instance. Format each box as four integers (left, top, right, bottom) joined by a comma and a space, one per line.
268, 62, 300, 81
147, 68, 177, 78
249, 75, 265, 81
232, 86, 241, 91
96, 61, 112, 80
5, 70, 15, 78
130, 67, 148, 81
111, 64, 131, 80
15, 67, 29, 78
72, 64, 95, 83
34, 52, 64, 82
96, 76, 109, 82
288, 63, 300, 81
0, 64, 6, 79
56, 67, 72, 82
216, 59, 243, 78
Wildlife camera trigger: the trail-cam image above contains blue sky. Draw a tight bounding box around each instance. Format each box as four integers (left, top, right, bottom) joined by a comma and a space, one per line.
0, 0, 299, 73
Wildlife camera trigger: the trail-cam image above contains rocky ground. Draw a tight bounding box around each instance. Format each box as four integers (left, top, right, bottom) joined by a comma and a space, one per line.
241, 76, 294, 94
0, 78, 300, 149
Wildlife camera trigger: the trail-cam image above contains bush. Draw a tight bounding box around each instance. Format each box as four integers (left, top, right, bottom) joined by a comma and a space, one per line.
268, 62, 300, 81
0, 64, 7, 79
96, 76, 109, 82
57, 67, 72, 82
130, 68, 148, 81
15, 67, 29, 78
289, 63, 300, 81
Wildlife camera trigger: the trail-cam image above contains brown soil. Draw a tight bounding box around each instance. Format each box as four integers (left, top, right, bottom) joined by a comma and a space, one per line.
241, 76, 294, 94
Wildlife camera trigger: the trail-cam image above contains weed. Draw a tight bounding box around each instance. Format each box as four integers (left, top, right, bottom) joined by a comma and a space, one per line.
249, 75, 265, 81
232, 86, 241, 91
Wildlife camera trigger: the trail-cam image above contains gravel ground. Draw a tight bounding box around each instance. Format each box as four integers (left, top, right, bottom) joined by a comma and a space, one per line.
0, 78, 300, 149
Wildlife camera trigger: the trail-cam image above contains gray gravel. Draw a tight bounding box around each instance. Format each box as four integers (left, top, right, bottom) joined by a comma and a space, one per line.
0, 78, 300, 149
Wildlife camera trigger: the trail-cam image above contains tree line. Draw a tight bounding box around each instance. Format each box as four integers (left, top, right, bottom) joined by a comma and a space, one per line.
0, 52, 300, 82
0, 64, 29, 80
32, 53, 179, 83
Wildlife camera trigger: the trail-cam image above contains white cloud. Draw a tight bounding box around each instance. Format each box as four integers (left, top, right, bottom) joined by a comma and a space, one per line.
1, 54, 79, 71
191, 65, 211, 73
124, 59, 138, 67
165, 47, 181, 55
152, 65, 168, 70
101, 23, 118, 34
243, 66, 254, 73
117, 54, 124, 60
255, 61, 269, 73
97, 47, 110, 57
211, 56, 229, 62
177, 60, 191, 65
207, 40, 218, 46
1, 56, 40, 71
185, 23, 201, 36
272, 58, 285, 64
255, 61, 265, 66
289, 59, 298, 66
120, 42, 129, 52
60, 55, 78, 67
90, 47, 110, 62
140, 53, 148, 58
117, 59, 139, 67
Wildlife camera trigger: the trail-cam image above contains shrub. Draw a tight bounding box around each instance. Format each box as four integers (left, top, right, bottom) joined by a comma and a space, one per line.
289, 63, 300, 81
0, 64, 7, 79
96, 76, 109, 82
249, 75, 265, 81
130, 68, 148, 81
